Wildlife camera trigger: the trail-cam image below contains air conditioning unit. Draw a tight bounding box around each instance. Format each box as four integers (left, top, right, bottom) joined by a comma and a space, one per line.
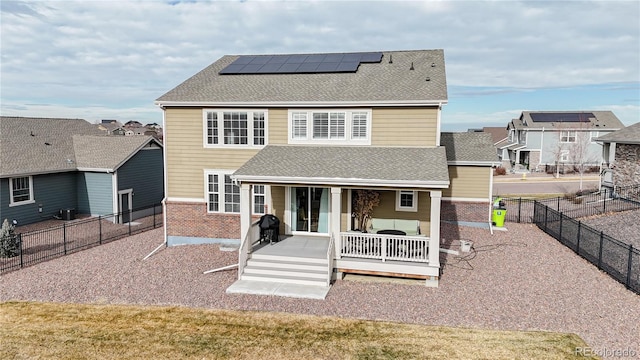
61, 208, 76, 221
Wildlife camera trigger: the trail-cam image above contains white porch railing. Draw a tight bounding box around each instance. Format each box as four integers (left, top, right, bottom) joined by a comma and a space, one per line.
339, 232, 429, 263
326, 233, 335, 286
238, 221, 261, 276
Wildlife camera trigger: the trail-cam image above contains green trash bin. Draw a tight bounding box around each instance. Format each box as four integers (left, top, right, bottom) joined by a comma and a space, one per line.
492, 208, 507, 227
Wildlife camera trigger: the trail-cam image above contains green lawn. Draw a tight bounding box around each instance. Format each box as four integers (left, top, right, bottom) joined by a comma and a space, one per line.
0, 301, 596, 359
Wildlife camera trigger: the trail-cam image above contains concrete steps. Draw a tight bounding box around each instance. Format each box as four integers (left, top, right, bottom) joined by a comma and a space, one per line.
241, 253, 329, 286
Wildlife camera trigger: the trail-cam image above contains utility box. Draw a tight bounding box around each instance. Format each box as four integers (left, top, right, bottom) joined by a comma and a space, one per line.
61, 208, 76, 221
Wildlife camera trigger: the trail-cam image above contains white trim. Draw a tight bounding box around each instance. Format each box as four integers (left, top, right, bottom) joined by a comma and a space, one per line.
76, 167, 113, 173
112, 172, 119, 215
162, 110, 169, 246
204, 169, 240, 213
202, 109, 268, 149
395, 190, 418, 212
232, 175, 449, 188
166, 197, 206, 203
8, 175, 34, 206
442, 197, 491, 203
287, 109, 372, 145
435, 103, 442, 146
447, 161, 500, 166
157, 100, 449, 108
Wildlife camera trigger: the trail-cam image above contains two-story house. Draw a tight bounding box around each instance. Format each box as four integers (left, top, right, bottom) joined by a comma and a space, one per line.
595, 122, 640, 190
504, 111, 624, 173
156, 50, 497, 296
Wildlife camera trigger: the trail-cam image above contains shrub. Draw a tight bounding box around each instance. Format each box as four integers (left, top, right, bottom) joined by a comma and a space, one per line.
493, 166, 507, 176
0, 219, 19, 258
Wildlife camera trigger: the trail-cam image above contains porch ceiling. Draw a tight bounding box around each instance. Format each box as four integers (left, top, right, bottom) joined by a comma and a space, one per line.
232, 145, 450, 188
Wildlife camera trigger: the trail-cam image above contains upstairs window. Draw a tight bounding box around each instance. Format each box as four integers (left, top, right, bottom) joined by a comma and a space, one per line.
396, 190, 417, 212
289, 109, 371, 145
204, 110, 267, 147
560, 131, 576, 143
9, 176, 34, 206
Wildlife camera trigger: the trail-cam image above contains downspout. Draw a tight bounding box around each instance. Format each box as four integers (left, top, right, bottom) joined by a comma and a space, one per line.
435, 102, 443, 146
144, 105, 169, 260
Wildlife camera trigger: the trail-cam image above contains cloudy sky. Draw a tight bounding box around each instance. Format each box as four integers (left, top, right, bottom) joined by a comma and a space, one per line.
1, 0, 638, 131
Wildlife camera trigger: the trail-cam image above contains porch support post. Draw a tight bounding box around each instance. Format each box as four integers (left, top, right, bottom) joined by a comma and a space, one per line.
240, 183, 252, 243
429, 190, 441, 267
331, 187, 342, 259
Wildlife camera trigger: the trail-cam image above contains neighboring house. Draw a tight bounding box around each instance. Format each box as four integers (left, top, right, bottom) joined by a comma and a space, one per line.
97, 120, 126, 135
156, 50, 497, 290
595, 122, 640, 189
0, 117, 164, 226
480, 127, 509, 167
504, 111, 624, 172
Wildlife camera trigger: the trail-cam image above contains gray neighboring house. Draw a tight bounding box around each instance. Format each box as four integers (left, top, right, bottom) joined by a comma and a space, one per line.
0, 116, 164, 226
504, 111, 624, 172
595, 122, 640, 189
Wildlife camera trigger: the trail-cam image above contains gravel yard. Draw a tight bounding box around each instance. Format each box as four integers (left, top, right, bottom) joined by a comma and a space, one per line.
580, 208, 640, 249
1, 224, 638, 359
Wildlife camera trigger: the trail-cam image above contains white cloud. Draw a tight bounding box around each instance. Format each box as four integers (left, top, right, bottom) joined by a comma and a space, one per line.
1, 0, 638, 126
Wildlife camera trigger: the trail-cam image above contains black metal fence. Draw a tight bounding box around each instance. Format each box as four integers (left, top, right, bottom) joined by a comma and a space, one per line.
0, 204, 163, 274
496, 186, 640, 224
533, 201, 639, 295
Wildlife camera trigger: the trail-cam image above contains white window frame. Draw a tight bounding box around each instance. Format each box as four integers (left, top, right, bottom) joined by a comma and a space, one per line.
252, 185, 270, 215
590, 131, 599, 143
288, 109, 371, 145
395, 190, 417, 212
560, 150, 570, 162
560, 130, 576, 143
203, 109, 268, 148
9, 176, 34, 206
205, 170, 240, 214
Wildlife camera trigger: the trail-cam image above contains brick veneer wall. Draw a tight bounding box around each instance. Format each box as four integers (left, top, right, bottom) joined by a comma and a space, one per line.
441, 201, 491, 222
166, 201, 255, 240
614, 144, 640, 186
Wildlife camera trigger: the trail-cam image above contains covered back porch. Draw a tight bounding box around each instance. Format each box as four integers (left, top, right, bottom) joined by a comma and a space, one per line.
232, 145, 451, 287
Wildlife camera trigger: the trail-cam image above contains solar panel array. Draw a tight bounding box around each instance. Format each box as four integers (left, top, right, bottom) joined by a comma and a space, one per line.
530, 113, 594, 123
219, 52, 383, 75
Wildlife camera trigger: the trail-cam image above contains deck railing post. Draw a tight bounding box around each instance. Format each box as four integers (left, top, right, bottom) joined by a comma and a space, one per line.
63, 223, 67, 255
597, 231, 604, 270
381, 236, 386, 262
626, 244, 634, 290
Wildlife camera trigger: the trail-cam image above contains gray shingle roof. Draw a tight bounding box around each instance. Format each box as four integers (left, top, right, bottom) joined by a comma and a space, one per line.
440, 132, 499, 164
594, 122, 640, 144
510, 111, 624, 130
0, 116, 103, 177
73, 135, 158, 171
156, 50, 447, 104
0, 116, 160, 177
232, 145, 450, 188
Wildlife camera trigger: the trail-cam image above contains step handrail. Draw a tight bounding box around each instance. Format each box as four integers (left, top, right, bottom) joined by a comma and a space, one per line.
326, 233, 335, 287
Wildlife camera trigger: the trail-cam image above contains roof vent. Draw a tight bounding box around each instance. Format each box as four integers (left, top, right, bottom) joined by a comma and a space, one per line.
30, 131, 35, 136
425, 77, 430, 81
431, 62, 436, 67
44, 142, 51, 146
409, 62, 414, 70
388, 54, 393, 64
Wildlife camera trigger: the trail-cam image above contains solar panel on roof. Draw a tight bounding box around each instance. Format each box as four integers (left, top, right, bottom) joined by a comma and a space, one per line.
219, 51, 383, 74
530, 113, 594, 123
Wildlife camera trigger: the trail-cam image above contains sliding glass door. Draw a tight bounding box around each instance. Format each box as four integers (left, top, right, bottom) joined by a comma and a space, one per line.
290, 187, 329, 233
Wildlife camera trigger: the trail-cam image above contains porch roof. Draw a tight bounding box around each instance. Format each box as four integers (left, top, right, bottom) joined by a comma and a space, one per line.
232, 145, 450, 188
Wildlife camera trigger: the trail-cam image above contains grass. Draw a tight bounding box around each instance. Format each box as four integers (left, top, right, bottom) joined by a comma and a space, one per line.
0, 302, 595, 360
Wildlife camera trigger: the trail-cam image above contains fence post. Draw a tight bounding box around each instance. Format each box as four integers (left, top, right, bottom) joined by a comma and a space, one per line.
597, 231, 604, 270
557, 197, 560, 211
626, 244, 634, 290
558, 213, 563, 241
544, 206, 548, 232
19, 233, 24, 268
128, 211, 132, 236
153, 204, 157, 228
63, 223, 67, 255
517, 198, 522, 223
576, 221, 581, 254
603, 190, 607, 213
99, 215, 102, 244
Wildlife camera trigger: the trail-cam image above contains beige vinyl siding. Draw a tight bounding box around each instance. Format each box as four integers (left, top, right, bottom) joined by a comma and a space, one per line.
268, 108, 288, 144
369, 190, 431, 236
443, 166, 491, 200
372, 107, 439, 146
164, 108, 263, 198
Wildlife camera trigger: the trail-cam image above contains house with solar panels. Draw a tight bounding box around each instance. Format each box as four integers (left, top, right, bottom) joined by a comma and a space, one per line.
504, 111, 624, 173
156, 50, 498, 296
